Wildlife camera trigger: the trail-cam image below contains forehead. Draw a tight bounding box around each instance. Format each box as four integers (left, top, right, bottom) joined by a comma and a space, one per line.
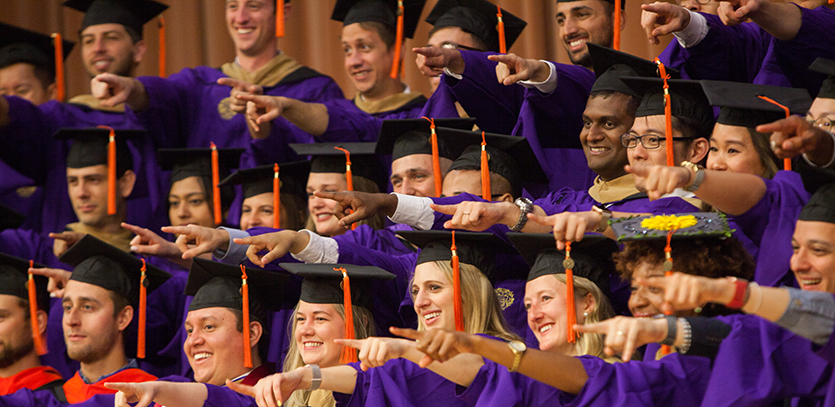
186, 306, 236, 323
342, 23, 385, 43
306, 172, 345, 188
80, 23, 131, 38
391, 154, 434, 175
442, 169, 481, 194
170, 176, 205, 196
67, 164, 108, 178
297, 301, 337, 315
414, 261, 448, 284
557, 0, 607, 15
242, 192, 273, 206
0, 63, 42, 84
710, 123, 751, 143
584, 93, 633, 119
794, 220, 835, 243
63, 279, 115, 305
0, 294, 24, 311
524, 274, 566, 297
808, 97, 835, 117
428, 27, 478, 48
631, 260, 665, 279
630, 115, 665, 133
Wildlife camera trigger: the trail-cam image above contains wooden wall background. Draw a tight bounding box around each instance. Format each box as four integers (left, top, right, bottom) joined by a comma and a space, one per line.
1, 0, 673, 100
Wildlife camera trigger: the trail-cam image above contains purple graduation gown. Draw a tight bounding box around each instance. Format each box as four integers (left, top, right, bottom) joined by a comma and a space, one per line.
333, 360, 472, 407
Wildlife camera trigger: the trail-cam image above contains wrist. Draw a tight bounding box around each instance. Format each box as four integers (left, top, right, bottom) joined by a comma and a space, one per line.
447, 51, 465, 74
298, 365, 313, 391
383, 194, 399, 217
290, 231, 308, 254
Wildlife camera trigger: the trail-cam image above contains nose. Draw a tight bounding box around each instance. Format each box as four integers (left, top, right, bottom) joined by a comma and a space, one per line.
630, 142, 649, 161
709, 153, 727, 171
628, 288, 649, 310
683, 0, 702, 11
176, 203, 191, 220
527, 302, 544, 324
346, 50, 363, 68
75, 182, 90, 200
249, 215, 262, 227
413, 289, 430, 310
563, 16, 580, 37
790, 248, 810, 274
64, 306, 80, 327
297, 319, 314, 336
309, 194, 327, 210
398, 179, 417, 196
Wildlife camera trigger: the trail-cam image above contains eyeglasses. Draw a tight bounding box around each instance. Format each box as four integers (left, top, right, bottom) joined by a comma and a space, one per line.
807, 116, 834, 132
621, 134, 690, 149
440, 42, 481, 52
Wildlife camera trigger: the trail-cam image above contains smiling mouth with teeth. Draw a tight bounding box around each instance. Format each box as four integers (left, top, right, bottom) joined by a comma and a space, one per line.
539, 324, 552, 334
304, 342, 324, 348
193, 352, 212, 361
424, 311, 441, 320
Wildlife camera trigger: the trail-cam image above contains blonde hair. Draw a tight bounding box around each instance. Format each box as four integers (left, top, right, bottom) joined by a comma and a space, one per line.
413, 261, 520, 341
304, 175, 385, 234
282, 302, 376, 407
550, 274, 615, 359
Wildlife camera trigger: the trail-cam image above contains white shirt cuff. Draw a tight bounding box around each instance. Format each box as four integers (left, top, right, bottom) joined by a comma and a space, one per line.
673, 10, 709, 48
213, 227, 249, 264
388, 193, 435, 230
291, 229, 339, 264
518, 61, 558, 94
443, 67, 463, 80
803, 130, 835, 169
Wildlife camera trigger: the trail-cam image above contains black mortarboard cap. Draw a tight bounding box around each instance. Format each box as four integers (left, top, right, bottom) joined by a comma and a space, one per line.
279, 263, 395, 310
59, 234, 171, 305
622, 77, 714, 137
588, 43, 679, 96
218, 161, 311, 201
439, 128, 547, 196
610, 212, 733, 242
289, 142, 383, 186
0, 23, 75, 77
557, 0, 625, 9
425, 0, 527, 52
798, 183, 835, 224
55, 128, 140, 176
701, 80, 812, 129
808, 58, 835, 100
0, 252, 50, 311
157, 148, 244, 185
0, 205, 25, 231
507, 233, 616, 295
63, 0, 169, 39
332, 0, 427, 39
185, 258, 295, 323
374, 118, 477, 161
399, 230, 523, 283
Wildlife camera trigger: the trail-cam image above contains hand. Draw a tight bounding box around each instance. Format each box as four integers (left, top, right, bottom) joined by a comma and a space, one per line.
161, 225, 230, 259
487, 54, 546, 86
430, 201, 516, 232
527, 211, 600, 250
232, 230, 304, 267
758, 115, 835, 165
575, 316, 668, 361
123, 223, 183, 259
391, 327, 476, 368
248, 370, 307, 407
636, 272, 734, 314
29, 267, 71, 298
412, 47, 465, 76
50, 231, 85, 258
625, 164, 692, 201
313, 191, 397, 229
217, 77, 264, 114
640, 2, 691, 45
106, 381, 161, 407
91, 73, 138, 107
234, 94, 287, 134
337, 337, 412, 371
719, 0, 762, 25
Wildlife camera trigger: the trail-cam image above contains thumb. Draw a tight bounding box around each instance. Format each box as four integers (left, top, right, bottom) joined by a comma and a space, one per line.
226, 380, 256, 397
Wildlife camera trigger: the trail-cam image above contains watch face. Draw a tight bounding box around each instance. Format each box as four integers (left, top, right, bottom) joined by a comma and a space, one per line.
510, 340, 526, 352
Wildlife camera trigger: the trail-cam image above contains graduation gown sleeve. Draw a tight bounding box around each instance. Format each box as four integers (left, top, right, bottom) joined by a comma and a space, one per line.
767, 5, 835, 97
333, 224, 416, 256
455, 358, 563, 407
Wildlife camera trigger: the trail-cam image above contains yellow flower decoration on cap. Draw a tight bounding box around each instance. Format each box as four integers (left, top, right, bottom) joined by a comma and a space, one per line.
640, 214, 698, 231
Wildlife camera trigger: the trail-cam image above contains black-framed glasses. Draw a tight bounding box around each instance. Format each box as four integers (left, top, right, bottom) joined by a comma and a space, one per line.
621, 134, 690, 149
807, 116, 834, 132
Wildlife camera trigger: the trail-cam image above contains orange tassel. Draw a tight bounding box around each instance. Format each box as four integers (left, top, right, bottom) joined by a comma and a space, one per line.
337, 267, 357, 363
158, 16, 166, 77
273, 164, 281, 229
211, 142, 222, 225
276, 0, 285, 37
51, 33, 65, 102
661, 230, 676, 355
480, 132, 491, 201
422, 117, 443, 197
496, 6, 506, 54
137, 259, 147, 359
241, 265, 253, 368
564, 242, 577, 343
335, 147, 357, 230
757, 95, 792, 171
390, 0, 405, 79
451, 231, 464, 332
28, 260, 47, 356
614, 0, 621, 51
654, 59, 674, 167
98, 125, 117, 215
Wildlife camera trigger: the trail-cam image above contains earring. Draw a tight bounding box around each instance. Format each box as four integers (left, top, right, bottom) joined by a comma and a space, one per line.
583, 312, 588, 317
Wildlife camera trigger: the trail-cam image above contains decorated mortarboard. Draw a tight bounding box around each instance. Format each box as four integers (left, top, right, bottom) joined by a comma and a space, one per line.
588, 43, 679, 96
700, 80, 812, 129
63, 0, 168, 39
0, 22, 74, 77
809, 58, 835, 100
280, 262, 395, 363
158, 147, 244, 225
332, 0, 427, 79
0, 205, 25, 231
56, 127, 142, 215
798, 183, 835, 224
439, 128, 546, 198
610, 212, 733, 242
0, 252, 50, 355
621, 77, 715, 137
508, 233, 617, 343
59, 234, 171, 358
425, 0, 527, 53
186, 257, 297, 368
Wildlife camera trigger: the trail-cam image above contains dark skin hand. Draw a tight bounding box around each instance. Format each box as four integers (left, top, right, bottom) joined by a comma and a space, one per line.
313, 191, 399, 228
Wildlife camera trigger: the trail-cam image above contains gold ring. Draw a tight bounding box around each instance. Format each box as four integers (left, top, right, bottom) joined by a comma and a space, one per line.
616, 331, 624, 336
462, 211, 471, 215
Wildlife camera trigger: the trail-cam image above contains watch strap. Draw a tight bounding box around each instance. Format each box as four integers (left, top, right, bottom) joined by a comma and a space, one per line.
660, 315, 677, 346
306, 364, 322, 391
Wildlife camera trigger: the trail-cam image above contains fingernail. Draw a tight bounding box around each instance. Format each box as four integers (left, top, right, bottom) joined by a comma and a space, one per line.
770, 140, 777, 149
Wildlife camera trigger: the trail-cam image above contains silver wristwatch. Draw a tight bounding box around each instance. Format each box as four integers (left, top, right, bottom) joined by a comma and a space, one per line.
510, 197, 533, 232
306, 364, 321, 391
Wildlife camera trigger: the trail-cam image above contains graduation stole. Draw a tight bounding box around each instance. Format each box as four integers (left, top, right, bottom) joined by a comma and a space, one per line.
220, 53, 303, 88
353, 90, 424, 115
587, 174, 640, 204
67, 94, 126, 113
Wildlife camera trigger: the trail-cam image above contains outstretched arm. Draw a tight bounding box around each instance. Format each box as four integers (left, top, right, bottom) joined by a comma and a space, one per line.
108, 381, 208, 407
720, 0, 802, 40
91, 73, 150, 110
